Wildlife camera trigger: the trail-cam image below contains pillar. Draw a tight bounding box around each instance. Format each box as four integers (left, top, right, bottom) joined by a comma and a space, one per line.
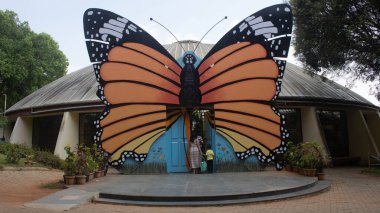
9, 116, 33, 147
54, 112, 79, 159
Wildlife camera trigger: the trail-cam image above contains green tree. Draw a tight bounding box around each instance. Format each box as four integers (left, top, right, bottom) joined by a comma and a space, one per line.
290, 0, 380, 99
0, 10, 68, 108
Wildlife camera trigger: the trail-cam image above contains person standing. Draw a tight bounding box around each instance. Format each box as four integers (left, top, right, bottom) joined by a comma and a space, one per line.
190, 137, 202, 174
205, 144, 214, 173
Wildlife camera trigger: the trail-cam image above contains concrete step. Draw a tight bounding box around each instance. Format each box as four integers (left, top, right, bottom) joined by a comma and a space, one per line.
93, 180, 330, 206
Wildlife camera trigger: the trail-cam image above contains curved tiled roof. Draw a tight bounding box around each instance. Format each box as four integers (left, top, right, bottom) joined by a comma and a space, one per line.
6, 41, 377, 115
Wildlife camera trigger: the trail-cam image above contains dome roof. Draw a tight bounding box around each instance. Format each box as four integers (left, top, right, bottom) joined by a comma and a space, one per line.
6, 41, 377, 116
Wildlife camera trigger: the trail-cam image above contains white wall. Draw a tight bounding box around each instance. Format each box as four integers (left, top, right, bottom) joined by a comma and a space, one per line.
9, 116, 33, 147
54, 112, 79, 159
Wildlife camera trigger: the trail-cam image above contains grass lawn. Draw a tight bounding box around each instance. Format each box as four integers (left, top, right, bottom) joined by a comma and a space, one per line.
0, 153, 45, 168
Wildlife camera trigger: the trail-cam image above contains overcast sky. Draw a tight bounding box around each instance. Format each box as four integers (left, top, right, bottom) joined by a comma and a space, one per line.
1, 0, 379, 105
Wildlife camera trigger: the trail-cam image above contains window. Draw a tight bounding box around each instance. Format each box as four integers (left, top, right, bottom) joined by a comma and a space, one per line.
79, 113, 100, 147
317, 110, 348, 157
279, 109, 302, 144
32, 115, 63, 152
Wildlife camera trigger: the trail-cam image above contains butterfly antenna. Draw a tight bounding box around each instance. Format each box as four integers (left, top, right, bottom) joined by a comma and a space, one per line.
150, 18, 186, 52
193, 16, 228, 54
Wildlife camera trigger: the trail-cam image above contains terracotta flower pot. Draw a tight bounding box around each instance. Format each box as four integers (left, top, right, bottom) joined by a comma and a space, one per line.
75, 175, 87, 185
86, 172, 94, 182
94, 170, 103, 178
293, 166, 299, 173
299, 168, 306, 176
285, 165, 293, 171
63, 175, 75, 185
304, 169, 317, 177
317, 172, 325, 180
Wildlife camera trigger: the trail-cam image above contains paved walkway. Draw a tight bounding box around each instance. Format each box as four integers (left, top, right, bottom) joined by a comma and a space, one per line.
0, 167, 379, 212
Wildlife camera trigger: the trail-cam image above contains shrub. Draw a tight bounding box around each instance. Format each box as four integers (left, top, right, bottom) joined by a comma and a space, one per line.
33, 150, 63, 169
5, 145, 23, 164
299, 141, 324, 169
62, 145, 77, 175
85, 146, 98, 174
0, 143, 13, 155
1, 143, 33, 164
76, 144, 88, 175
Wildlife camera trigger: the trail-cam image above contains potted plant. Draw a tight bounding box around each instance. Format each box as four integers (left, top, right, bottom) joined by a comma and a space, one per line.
316, 154, 330, 180
62, 145, 77, 185
300, 141, 324, 177
290, 144, 302, 174
85, 146, 97, 182
284, 141, 295, 171
298, 159, 306, 175
300, 153, 317, 177
90, 144, 104, 178
75, 144, 88, 185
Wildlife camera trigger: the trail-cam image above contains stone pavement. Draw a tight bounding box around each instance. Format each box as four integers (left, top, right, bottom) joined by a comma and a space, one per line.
72, 167, 380, 213
0, 167, 379, 212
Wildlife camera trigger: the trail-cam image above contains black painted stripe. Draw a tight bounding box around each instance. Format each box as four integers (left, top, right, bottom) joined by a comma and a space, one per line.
215, 125, 270, 150
216, 128, 248, 149
104, 61, 180, 87
132, 130, 166, 152
102, 110, 166, 128
199, 57, 274, 87
110, 103, 180, 109
214, 108, 280, 125
215, 117, 280, 139
199, 43, 259, 78
107, 80, 179, 97
120, 45, 181, 77
102, 119, 166, 142
201, 77, 277, 96
203, 99, 274, 105
110, 127, 166, 155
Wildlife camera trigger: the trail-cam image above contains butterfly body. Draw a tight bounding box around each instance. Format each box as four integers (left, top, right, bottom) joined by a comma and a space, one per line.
179, 53, 202, 108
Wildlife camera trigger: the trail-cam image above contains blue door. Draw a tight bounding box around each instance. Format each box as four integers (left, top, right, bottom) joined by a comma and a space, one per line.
166, 116, 188, 173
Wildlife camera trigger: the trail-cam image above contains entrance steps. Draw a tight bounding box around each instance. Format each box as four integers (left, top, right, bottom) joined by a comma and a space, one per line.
94, 180, 329, 206
88, 172, 330, 206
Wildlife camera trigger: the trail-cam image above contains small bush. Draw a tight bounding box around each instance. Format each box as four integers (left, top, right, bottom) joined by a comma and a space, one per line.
6, 145, 23, 164
0, 143, 13, 155
33, 150, 64, 169
41, 180, 65, 189
2, 144, 33, 164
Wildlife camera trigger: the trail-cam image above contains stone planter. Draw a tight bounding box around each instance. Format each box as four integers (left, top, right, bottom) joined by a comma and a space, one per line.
75, 175, 87, 185
63, 175, 75, 185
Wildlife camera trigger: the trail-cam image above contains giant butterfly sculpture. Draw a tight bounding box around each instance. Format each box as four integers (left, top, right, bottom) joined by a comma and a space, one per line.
84, 4, 293, 169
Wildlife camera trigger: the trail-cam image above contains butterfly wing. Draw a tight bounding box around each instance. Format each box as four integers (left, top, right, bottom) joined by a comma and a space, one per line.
198, 4, 292, 168
83, 9, 182, 164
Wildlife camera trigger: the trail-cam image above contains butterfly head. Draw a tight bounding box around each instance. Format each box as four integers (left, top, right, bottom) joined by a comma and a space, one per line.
183, 54, 197, 65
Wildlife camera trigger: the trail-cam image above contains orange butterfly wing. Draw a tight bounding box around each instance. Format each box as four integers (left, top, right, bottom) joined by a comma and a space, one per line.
98, 42, 182, 163
197, 4, 292, 168
84, 9, 182, 164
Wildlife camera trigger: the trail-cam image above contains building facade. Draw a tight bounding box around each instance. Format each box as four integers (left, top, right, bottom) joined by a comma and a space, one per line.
4, 41, 380, 172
